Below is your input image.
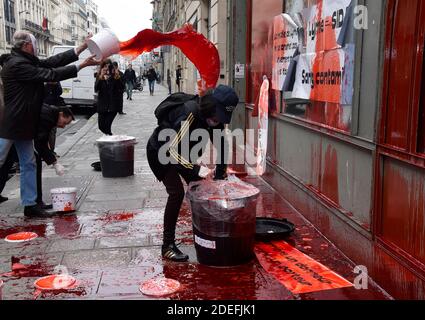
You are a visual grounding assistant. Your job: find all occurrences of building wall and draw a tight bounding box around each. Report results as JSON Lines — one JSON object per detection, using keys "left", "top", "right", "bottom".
{"left": 231, "top": 0, "right": 425, "bottom": 299}
{"left": 71, "top": 0, "right": 88, "bottom": 45}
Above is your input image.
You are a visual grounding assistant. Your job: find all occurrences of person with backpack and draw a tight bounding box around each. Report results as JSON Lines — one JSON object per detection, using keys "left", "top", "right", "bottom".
{"left": 146, "top": 85, "right": 239, "bottom": 262}
{"left": 147, "top": 67, "right": 158, "bottom": 96}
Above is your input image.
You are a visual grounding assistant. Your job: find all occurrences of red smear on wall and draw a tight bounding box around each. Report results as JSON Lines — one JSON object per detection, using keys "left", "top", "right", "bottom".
{"left": 255, "top": 241, "right": 353, "bottom": 294}
{"left": 120, "top": 24, "right": 220, "bottom": 90}
{"left": 321, "top": 145, "right": 339, "bottom": 204}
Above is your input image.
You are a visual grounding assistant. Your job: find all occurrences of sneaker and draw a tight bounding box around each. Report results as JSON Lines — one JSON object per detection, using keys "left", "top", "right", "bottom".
{"left": 162, "top": 243, "right": 189, "bottom": 262}
{"left": 24, "top": 204, "right": 54, "bottom": 218}
{"left": 0, "top": 195, "right": 8, "bottom": 204}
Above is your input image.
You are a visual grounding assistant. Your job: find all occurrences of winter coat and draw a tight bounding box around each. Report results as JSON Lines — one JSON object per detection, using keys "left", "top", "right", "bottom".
{"left": 95, "top": 76, "right": 125, "bottom": 113}
{"left": 124, "top": 69, "right": 137, "bottom": 84}
{"left": 147, "top": 93, "right": 227, "bottom": 182}
{"left": 44, "top": 82, "right": 66, "bottom": 106}
{"left": 147, "top": 69, "right": 158, "bottom": 82}
{"left": 0, "top": 48, "right": 78, "bottom": 140}
{"left": 34, "top": 104, "right": 60, "bottom": 166}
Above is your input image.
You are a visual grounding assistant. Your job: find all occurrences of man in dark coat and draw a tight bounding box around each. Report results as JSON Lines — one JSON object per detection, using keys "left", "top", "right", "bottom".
{"left": 124, "top": 64, "right": 137, "bottom": 101}
{"left": 147, "top": 67, "right": 158, "bottom": 96}
{"left": 147, "top": 85, "right": 239, "bottom": 262}
{"left": 0, "top": 31, "right": 99, "bottom": 218}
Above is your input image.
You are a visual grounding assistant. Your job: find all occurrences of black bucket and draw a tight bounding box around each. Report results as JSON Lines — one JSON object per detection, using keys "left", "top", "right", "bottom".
{"left": 188, "top": 178, "right": 260, "bottom": 267}
{"left": 96, "top": 136, "right": 136, "bottom": 178}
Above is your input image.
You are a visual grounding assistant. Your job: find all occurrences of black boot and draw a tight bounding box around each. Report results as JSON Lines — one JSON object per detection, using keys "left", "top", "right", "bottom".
{"left": 0, "top": 195, "right": 8, "bottom": 204}
{"left": 162, "top": 243, "right": 189, "bottom": 262}
{"left": 24, "top": 204, "right": 54, "bottom": 218}
{"left": 37, "top": 201, "right": 53, "bottom": 210}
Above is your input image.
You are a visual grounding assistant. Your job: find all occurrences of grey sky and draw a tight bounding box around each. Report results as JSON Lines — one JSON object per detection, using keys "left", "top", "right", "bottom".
{"left": 95, "top": 0, "right": 153, "bottom": 40}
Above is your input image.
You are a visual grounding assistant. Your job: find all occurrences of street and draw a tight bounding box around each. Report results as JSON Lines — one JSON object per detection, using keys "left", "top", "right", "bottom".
{"left": 0, "top": 86, "right": 391, "bottom": 300}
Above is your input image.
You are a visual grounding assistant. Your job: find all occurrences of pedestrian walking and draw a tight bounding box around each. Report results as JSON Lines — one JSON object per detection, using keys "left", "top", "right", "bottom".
{"left": 146, "top": 85, "right": 239, "bottom": 261}
{"left": 0, "top": 31, "right": 100, "bottom": 218}
{"left": 147, "top": 67, "right": 158, "bottom": 96}
{"left": 176, "top": 65, "right": 182, "bottom": 92}
{"left": 124, "top": 63, "right": 137, "bottom": 101}
{"left": 167, "top": 69, "right": 172, "bottom": 95}
{"left": 34, "top": 105, "right": 74, "bottom": 208}
{"left": 95, "top": 60, "right": 125, "bottom": 135}
{"left": 113, "top": 62, "right": 126, "bottom": 115}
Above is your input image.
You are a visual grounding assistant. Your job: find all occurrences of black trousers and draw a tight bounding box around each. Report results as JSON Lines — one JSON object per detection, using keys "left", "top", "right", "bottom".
{"left": 35, "top": 152, "right": 43, "bottom": 204}
{"left": 0, "top": 147, "right": 18, "bottom": 195}
{"left": 98, "top": 112, "right": 117, "bottom": 135}
{"left": 162, "top": 167, "right": 201, "bottom": 245}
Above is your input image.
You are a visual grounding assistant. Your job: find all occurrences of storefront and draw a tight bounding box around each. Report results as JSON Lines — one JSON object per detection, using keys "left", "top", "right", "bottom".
{"left": 232, "top": 0, "right": 425, "bottom": 299}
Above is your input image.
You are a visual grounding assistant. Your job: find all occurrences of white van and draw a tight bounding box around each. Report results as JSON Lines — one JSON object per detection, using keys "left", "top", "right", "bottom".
{"left": 51, "top": 46, "right": 97, "bottom": 108}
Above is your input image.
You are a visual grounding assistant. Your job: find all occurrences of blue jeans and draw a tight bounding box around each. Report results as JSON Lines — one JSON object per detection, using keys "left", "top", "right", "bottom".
{"left": 149, "top": 80, "right": 155, "bottom": 94}
{"left": 0, "top": 139, "right": 37, "bottom": 206}
{"left": 126, "top": 82, "right": 134, "bottom": 99}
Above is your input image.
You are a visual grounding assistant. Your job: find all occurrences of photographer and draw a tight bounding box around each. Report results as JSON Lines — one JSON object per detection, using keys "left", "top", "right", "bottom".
{"left": 95, "top": 59, "right": 125, "bottom": 135}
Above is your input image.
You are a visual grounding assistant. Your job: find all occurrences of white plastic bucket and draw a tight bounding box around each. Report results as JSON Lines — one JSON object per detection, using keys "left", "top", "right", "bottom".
{"left": 51, "top": 188, "right": 78, "bottom": 213}
{"left": 87, "top": 29, "right": 120, "bottom": 60}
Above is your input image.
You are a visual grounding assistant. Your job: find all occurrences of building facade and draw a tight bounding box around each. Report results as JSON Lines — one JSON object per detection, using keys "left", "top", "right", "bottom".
{"left": 154, "top": 0, "right": 230, "bottom": 94}
{"left": 71, "top": 0, "right": 88, "bottom": 45}
{"left": 227, "top": 0, "right": 425, "bottom": 300}
{"left": 85, "top": 0, "right": 99, "bottom": 35}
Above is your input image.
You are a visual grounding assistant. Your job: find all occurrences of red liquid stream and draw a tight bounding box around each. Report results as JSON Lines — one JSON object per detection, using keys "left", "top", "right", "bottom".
{"left": 120, "top": 24, "right": 220, "bottom": 90}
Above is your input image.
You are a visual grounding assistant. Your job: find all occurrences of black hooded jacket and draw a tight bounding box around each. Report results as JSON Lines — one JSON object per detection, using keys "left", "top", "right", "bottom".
{"left": 34, "top": 105, "right": 60, "bottom": 166}
{"left": 147, "top": 93, "right": 227, "bottom": 182}
{"left": 0, "top": 48, "right": 78, "bottom": 140}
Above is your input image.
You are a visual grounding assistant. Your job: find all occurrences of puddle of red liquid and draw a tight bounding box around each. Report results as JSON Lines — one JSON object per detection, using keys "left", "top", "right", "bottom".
{"left": 0, "top": 225, "right": 46, "bottom": 239}
{"left": 98, "top": 212, "right": 136, "bottom": 223}
{"left": 120, "top": 24, "right": 220, "bottom": 90}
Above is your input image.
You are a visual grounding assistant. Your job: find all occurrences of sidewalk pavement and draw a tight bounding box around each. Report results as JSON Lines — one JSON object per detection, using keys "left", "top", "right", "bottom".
{"left": 0, "top": 85, "right": 392, "bottom": 300}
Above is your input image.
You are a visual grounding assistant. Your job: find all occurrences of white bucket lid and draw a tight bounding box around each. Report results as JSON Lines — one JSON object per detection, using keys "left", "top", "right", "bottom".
{"left": 87, "top": 29, "right": 120, "bottom": 60}
{"left": 96, "top": 135, "right": 136, "bottom": 143}
{"left": 50, "top": 187, "right": 78, "bottom": 194}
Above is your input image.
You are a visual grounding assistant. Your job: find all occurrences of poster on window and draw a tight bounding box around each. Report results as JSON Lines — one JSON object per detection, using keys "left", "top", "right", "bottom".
{"left": 257, "top": 77, "right": 269, "bottom": 176}
{"left": 291, "top": 47, "right": 354, "bottom": 104}
{"left": 272, "top": 14, "right": 299, "bottom": 91}
{"left": 302, "top": 0, "right": 352, "bottom": 54}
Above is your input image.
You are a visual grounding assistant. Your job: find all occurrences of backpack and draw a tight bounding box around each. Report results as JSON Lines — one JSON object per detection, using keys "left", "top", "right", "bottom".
{"left": 154, "top": 93, "right": 197, "bottom": 125}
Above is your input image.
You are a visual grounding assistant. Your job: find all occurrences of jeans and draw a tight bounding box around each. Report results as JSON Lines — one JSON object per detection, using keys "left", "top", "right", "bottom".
{"left": 148, "top": 80, "right": 155, "bottom": 95}
{"left": 35, "top": 152, "right": 43, "bottom": 204}
{"left": 126, "top": 82, "right": 134, "bottom": 99}
{"left": 0, "top": 139, "right": 37, "bottom": 206}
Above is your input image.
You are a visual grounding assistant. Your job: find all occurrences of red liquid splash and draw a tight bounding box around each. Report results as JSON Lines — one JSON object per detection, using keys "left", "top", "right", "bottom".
{"left": 120, "top": 24, "right": 220, "bottom": 90}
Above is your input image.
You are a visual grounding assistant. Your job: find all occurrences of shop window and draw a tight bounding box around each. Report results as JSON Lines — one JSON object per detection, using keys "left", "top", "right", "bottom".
{"left": 278, "top": 0, "right": 356, "bottom": 133}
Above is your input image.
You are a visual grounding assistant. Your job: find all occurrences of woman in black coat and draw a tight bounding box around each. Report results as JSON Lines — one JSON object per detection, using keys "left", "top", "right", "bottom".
{"left": 95, "top": 60, "right": 125, "bottom": 135}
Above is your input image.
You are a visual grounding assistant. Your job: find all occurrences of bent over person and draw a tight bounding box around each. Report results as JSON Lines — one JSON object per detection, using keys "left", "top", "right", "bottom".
{"left": 0, "top": 31, "right": 99, "bottom": 218}
{"left": 147, "top": 85, "right": 239, "bottom": 262}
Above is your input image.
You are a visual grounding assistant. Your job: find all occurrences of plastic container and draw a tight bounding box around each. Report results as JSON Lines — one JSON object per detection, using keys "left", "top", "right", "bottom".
{"left": 87, "top": 29, "right": 120, "bottom": 60}
{"left": 187, "top": 176, "right": 260, "bottom": 267}
{"left": 51, "top": 187, "right": 78, "bottom": 212}
{"left": 96, "top": 135, "right": 137, "bottom": 178}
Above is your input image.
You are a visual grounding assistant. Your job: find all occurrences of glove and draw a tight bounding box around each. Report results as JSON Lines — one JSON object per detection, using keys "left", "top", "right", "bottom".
{"left": 54, "top": 163, "right": 65, "bottom": 176}
{"left": 198, "top": 166, "right": 212, "bottom": 179}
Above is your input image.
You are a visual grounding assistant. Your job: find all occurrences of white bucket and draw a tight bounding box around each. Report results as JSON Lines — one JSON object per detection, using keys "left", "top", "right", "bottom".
{"left": 51, "top": 188, "right": 78, "bottom": 213}
{"left": 87, "top": 29, "right": 120, "bottom": 60}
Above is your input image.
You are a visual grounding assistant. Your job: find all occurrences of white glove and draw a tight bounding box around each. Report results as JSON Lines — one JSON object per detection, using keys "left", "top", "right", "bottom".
{"left": 198, "top": 166, "right": 212, "bottom": 179}
{"left": 54, "top": 163, "right": 65, "bottom": 176}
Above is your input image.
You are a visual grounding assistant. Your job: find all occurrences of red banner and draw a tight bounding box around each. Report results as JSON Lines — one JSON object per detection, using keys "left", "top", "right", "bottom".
{"left": 255, "top": 241, "right": 353, "bottom": 294}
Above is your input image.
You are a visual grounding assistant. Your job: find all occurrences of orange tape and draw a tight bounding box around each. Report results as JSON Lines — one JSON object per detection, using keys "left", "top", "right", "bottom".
{"left": 255, "top": 241, "right": 353, "bottom": 294}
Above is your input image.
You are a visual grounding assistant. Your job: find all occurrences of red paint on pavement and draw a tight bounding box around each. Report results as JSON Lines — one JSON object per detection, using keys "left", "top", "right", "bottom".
{"left": 99, "top": 212, "right": 136, "bottom": 223}
{"left": 120, "top": 24, "right": 220, "bottom": 90}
